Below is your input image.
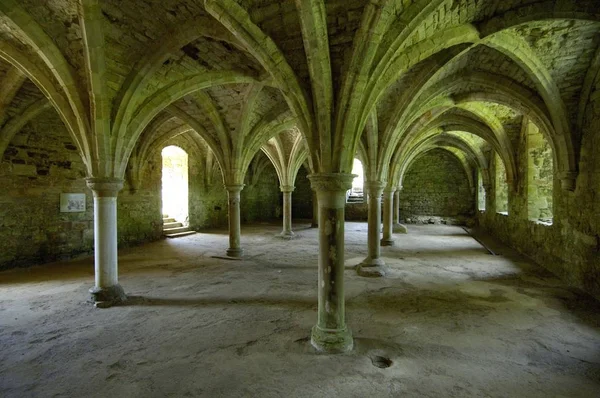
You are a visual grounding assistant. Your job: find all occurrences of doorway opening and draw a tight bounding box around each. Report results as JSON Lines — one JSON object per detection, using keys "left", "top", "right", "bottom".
{"left": 348, "top": 158, "right": 365, "bottom": 203}
{"left": 162, "top": 146, "right": 189, "bottom": 225}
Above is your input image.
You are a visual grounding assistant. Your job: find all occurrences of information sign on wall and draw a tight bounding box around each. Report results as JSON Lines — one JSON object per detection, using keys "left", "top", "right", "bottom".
{"left": 60, "top": 193, "right": 86, "bottom": 213}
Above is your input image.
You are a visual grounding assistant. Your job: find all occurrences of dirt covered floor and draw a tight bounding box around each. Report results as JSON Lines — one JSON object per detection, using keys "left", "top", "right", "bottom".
{"left": 1, "top": 223, "right": 599, "bottom": 397}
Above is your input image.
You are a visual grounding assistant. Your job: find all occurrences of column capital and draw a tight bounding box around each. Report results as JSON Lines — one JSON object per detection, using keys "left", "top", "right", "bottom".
{"left": 86, "top": 177, "right": 124, "bottom": 197}
{"left": 280, "top": 185, "right": 295, "bottom": 193}
{"left": 383, "top": 185, "right": 397, "bottom": 194}
{"left": 224, "top": 184, "right": 245, "bottom": 193}
{"left": 364, "top": 180, "right": 386, "bottom": 193}
{"left": 559, "top": 171, "right": 577, "bottom": 191}
{"left": 308, "top": 173, "right": 355, "bottom": 192}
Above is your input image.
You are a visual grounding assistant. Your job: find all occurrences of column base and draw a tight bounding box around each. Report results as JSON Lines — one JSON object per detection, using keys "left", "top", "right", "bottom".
{"left": 278, "top": 230, "right": 296, "bottom": 240}
{"left": 380, "top": 238, "right": 395, "bottom": 246}
{"left": 226, "top": 247, "right": 244, "bottom": 257}
{"left": 357, "top": 257, "right": 386, "bottom": 278}
{"left": 89, "top": 284, "right": 126, "bottom": 308}
{"left": 393, "top": 223, "right": 408, "bottom": 234}
{"left": 311, "top": 325, "right": 353, "bottom": 353}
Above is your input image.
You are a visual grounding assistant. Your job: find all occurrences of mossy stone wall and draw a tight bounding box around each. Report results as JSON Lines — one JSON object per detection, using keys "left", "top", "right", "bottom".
{"left": 400, "top": 149, "right": 475, "bottom": 219}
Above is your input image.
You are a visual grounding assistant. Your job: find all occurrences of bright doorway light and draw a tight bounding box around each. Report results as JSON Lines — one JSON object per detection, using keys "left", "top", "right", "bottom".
{"left": 162, "top": 146, "right": 189, "bottom": 224}
{"left": 348, "top": 158, "right": 365, "bottom": 202}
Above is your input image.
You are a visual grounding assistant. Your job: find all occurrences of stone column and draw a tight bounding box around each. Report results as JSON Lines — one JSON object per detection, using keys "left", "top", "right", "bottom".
{"left": 280, "top": 185, "right": 295, "bottom": 239}
{"left": 381, "top": 186, "right": 395, "bottom": 246}
{"left": 308, "top": 173, "right": 354, "bottom": 353}
{"left": 225, "top": 184, "right": 244, "bottom": 257}
{"left": 393, "top": 187, "right": 408, "bottom": 234}
{"left": 311, "top": 191, "right": 318, "bottom": 228}
{"left": 393, "top": 190, "right": 400, "bottom": 224}
{"left": 559, "top": 171, "right": 577, "bottom": 192}
{"left": 86, "top": 178, "right": 126, "bottom": 307}
{"left": 357, "top": 181, "right": 386, "bottom": 277}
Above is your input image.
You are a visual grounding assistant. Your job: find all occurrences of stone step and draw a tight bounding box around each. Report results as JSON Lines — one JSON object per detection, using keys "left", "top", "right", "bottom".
{"left": 163, "top": 221, "right": 182, "bottom": 229}
{"left": 164, "top": 231, "right": 196, "bottom": 238}
{"left": 162, "top": 217, "right": 176, "bottom": 223}
{"left": 163, "top": 226, "right": 190, "bottom": 234}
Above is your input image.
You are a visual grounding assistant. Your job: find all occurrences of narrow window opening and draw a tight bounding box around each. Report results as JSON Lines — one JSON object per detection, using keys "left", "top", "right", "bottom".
{"left": 495, "top": 153, "right": 509, "bottom": 215}
{"left": 347, "top": 158, "right": 365, "bottom": 203}
{"left": 162, "top": 146, "right": 189, "bottom": 225}
{"left": 527, "top": 121, "right": 553, "bottom": 225}
{"left": 478, "top": 171, "right": 486, "bottom": 211}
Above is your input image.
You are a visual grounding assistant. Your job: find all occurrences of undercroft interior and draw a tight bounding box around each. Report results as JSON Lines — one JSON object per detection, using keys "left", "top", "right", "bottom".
{"left": 0, "top": 0, "right": 599, "bottom": 396}
{"left": 2, "top": 224, "right": 600, "bottom": 397}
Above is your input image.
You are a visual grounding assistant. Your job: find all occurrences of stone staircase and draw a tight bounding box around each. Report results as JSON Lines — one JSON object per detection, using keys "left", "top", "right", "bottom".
{"left": 346, "top": 193, "right": 364, "bottom": 203}
{"left": 162, "top": 215, "right": 195, "bottom": 238}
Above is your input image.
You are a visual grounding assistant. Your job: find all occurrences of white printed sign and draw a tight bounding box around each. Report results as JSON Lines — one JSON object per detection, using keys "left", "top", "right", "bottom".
{"left": 60, "top": 193, "right": 86, "bottom": 213}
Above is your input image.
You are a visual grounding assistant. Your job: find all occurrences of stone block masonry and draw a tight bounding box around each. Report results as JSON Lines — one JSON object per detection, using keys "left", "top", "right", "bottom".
{"left": 479, "top": 82, "right": 600, "bottom": 300}
{"left": 0, "top": 110, "right": 95, "bottom": 269}
{"left": 401, "top": 149, "right": 475, "bottom": 221}
{"left": 0, "top": 110, "right": 285, "bottom": 270}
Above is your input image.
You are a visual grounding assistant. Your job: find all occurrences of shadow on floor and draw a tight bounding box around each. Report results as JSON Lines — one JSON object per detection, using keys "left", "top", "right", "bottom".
{"left": 123, "top": 294, "right": 316, "bottom": 309}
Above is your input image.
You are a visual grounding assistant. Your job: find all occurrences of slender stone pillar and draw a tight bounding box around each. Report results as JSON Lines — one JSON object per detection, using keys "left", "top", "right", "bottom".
{"left": 86, "top": 177, "right": 126, "bottom": 307}
{"left": 280, "top": 185, "right": 295, "bottom": 239}
{"left": 357, "top": 181, "right": 386, "bottom": 277}
{"left": 308, "top": 173, "right": 354, "bottom": 353}
{"left": 559, "top": 171, "right": 577, "bottom": 191}
{"left": 381, "top": 186, "right": 395, "bottom": 247}
{"left": 393, "top": 187, "right": 408, "bottom": 234}
{"left": 225, "top": 184, "right": 244, "bottom": 257}
{"left": 311, "top": 191, "right": 318, "bottom": 228}
{"left": 393, "top": 190, "right": 400, "bottom": 224}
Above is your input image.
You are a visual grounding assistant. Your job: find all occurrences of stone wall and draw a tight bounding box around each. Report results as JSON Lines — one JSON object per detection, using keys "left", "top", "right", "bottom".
{"left": 160, "top": 136, "right": 229, "bottom": 230}
{"left": 241, "top": 163, "right": 281, "bottom": 223}
{"left": 118, "top": 158, "right": 163, "bottom": 248}
{"left": 152, "top": 137, "right": 283, "bottom": 229}
{"left": 400, "top": 149, "right": 475, "bottom": 220}
{"left": 0, "top": 116, "right": 283, "bottom": 270}
{"left": 345, "top": 202, "right": 368, "bottom": 221}
{"left": 0, "top": 109, "right": 165, "bottom": 270}
{"left": 479, "top": 98, "right": 600, "bottom": 299}
{"left": 292, "top": 166, "right": 313, "bottom": 220}
{"left": 0, "top": 110, "right": 94, "bottom": 269}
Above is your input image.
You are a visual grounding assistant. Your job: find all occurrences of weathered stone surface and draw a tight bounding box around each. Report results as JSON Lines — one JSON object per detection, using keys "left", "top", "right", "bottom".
{"left": 0, "top": 110, "right": 95, "bottom": 269}
{"left": 401, "top": 149, "right": 475, "bottom": 222}
{"left": 479, "top": 89, "right": 600, "bottom": 300}
{"left": 0, "top": 113, "right": 284, "bottom": 270}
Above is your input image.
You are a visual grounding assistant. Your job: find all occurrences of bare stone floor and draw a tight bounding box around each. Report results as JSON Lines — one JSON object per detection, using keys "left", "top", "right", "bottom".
{"left": 1, "top": 223, "right": 599, "bottom": 397}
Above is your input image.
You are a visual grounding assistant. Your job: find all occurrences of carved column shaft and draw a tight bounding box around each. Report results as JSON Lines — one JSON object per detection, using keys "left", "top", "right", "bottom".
{"left": 358, "top": 181, "right": 386, "bottom": 277}
{"left": 308, "top": 173, "right": 354, "bottom": 353}
{"left": 311, "top": 191, "right": 318, "bottom": 228}
{"left": 393, "top": 190, "right": 400, "bottom": 225}
{"left": 225, "top": 184, "right": 244, "bottom": 257}
{"left": 381, "top": 187, "right": 395, "bottom": 246}
{"left": 280, "top": 185, "right": 295, "bottom": 238}
{"left": 86, "top": 177, "right": 126, "bottom": 307}
{"left": 393, "top": 187, "right": 408, "bottom": 234}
